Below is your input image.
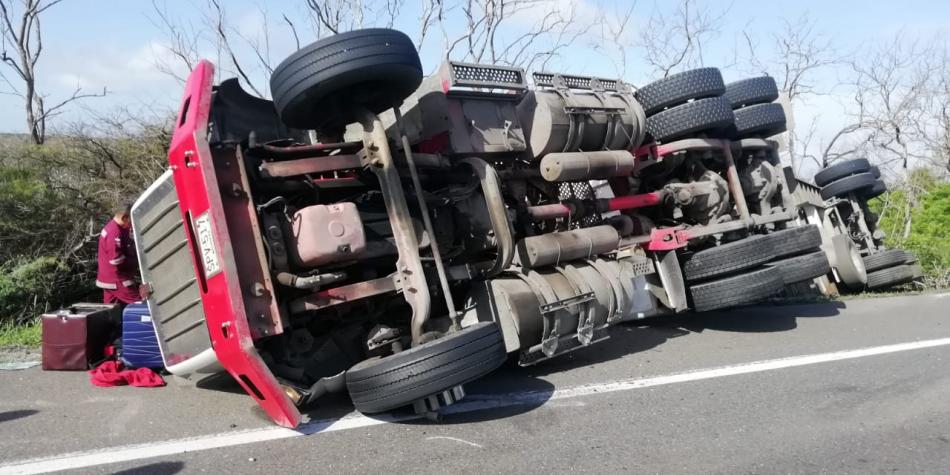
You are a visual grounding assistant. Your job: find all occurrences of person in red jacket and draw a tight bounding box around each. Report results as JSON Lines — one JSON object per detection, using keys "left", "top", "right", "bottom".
{"left": 96, "top": 204, "right": 143, "bottom": 305}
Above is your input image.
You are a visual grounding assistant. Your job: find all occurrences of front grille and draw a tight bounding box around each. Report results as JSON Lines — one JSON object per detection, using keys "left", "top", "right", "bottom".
{"left": 132, "top": 171, "right": 211, "bottom": 367}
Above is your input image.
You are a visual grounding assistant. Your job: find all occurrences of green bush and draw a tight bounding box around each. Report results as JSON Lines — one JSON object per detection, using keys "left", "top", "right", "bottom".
{"left": 0, "top": 115, "right": 169, "bottom": 326}
{"left": 869, "top": 168, "right": 950, "bottom": 287}
{"left": 0, "top": 256, "right": 90, "bottom": 325}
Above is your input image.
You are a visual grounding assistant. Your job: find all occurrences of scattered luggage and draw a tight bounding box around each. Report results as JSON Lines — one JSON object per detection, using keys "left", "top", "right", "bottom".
{"left": 41, "top": 303, "right": 120, "bottom": 371}
{"left": 119, "top": 302, "right": 164, "bottom": 369}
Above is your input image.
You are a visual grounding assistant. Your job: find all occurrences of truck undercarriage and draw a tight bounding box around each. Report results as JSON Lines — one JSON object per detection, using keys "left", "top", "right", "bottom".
{"left": 130, "top": 29, "right": 919, "bottom": 428}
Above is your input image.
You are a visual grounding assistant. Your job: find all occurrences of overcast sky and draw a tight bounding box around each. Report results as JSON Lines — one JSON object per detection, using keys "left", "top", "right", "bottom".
{"left": 1, "top": 0, "right": 947, "bottom": 175}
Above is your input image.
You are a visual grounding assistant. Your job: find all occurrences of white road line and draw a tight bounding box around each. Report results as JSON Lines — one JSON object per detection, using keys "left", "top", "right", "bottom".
{"left": 3, "top": 336, "right": 950, "bottom": 475}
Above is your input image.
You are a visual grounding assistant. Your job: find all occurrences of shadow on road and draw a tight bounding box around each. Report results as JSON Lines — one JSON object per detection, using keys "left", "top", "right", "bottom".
{"left": 0, "top": 409, "right": 38, "bottom": 423}
{"left": 675, "top": 300, "right": 846, "bottom": 333}
{"left": 112, "top": 461, "right": 185, "bottom": 475}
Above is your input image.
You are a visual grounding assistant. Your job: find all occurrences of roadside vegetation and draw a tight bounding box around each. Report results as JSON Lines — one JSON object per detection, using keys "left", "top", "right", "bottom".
{"left": 0, "top": 0, "right": 948, "bottom": 347}
{"left": 869, "top": 169, "right": 950, "bottom": 289}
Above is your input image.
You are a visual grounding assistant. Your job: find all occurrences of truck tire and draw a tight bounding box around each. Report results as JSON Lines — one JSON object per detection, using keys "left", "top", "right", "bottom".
{"left": 635, "top": 67, "right": 725, "bottom": 115}
{"left": 689, "top": 266, "right": 784, "bottom": 312}
{"left": 767, "top": 251, "right": 831, "bottom": 284}
{"left": 902, "top": 250, "right": 917, "bottom": 264}
{"left": 831, "top": 234, "right": 867, "bottom": 288}
{"left": 724, "top": 76, "right": 779, "bottom": 109}
{"left": 862, "top": 249, "right": 907, "bottom": 272}
{"left": 764, "top": 225, "right": 823, "bottom": 258}
{"left": 270, "top": 28, "right": 423, "bottom": 130}
{"left": 814, "top": 158, "right": 870, "bottom": 187}
{"left": 870, "top": 165, "right": 881, "bottom": 178}
{"left": 910, "top": 264, "right": 924, "bottom": 280}
{"left": 866, "top": 264, "right": 918, "bottom": 290}
{"left": 645, "top": 96, "right": 735, "bottom": 143}
{"left": 732, "top": 103, "right": 786, "bottom": 138}
{"left": 862, "top": 179, "right": 886, "bottom": 199}
{"left": 346, "top": 322, "right": 505, "bottom": 414}
{"left": 683, "top": 235, "right": 775, "bottom": 282}
{"left": 819, "top": 172, "right": 876, "bottom": 200}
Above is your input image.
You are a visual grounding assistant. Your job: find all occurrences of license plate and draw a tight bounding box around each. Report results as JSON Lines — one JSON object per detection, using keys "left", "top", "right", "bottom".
{"left": 194, "top": 211, "right": 221, "bottom": 278}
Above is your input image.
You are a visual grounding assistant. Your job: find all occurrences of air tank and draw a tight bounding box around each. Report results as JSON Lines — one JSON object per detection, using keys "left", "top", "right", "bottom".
{"left": 517, "top": 90, "right": 646, "bottom": 160}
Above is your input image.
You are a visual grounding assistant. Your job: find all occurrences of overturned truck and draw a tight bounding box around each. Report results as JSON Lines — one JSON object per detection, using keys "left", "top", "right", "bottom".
{"left": 132, "top": 29, "right": 862, "bottom": 427}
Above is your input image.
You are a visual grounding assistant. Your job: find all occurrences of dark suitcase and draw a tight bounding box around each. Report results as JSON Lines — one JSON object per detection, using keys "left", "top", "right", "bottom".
{"left": 42, "top": 303, "right": 120, "bottom": 370}
{"left": 120, "top": 302, "right": 164, "bottom": 369}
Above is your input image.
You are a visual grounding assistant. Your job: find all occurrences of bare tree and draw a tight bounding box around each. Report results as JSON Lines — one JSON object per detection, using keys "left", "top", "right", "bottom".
{"left": 742, "top": 14, "right": 839, "bottom": 172}
{"left": 438, "top": 0, "right": 588, "bottom": 72}
{"left": 150, "top": 0, "right": 282, "bottom": 98}
{"left": 820, "top": 36, "right": 934, "bottom": 171}
{"left": 0, "top": 0, "right": 105, "bottom": 144}
{"left": 638, "top": 0, "right": 728, "bottom": 78}
{"left": 593, "top": 1, "right": 638, "bottom": 78}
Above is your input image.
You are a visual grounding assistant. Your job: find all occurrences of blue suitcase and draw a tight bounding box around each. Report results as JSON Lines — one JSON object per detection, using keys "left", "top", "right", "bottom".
{"left": 120, "top": 302, "right": 164, "bottom": 369}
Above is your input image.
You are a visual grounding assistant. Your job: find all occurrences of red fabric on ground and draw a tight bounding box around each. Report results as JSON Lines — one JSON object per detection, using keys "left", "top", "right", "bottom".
{"left": 89, "top": 360, "right": 165, "bottom": 388}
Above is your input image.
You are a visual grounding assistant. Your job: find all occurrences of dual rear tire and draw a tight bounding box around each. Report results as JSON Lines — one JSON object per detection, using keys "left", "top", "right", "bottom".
{"left": 683, "top": 225, "right": 829, "bottom": 312}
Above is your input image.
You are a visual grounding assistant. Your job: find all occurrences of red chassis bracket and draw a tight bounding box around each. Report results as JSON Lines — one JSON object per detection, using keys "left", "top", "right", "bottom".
{"left": 645, "top": 227, "right": 690, "bottom": 251}
{"left": 168, "top": 61, "right": 301, "bottom": 428}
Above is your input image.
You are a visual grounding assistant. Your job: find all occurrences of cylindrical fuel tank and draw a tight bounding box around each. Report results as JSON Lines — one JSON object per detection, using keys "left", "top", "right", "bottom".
{"left": 515, "top": 225, "right": 620, "bottom": 268}
{"left": 517, "top": 90, "right": 646, "bottom": 160}
{"left": 460, "top": 258, "right": 635, "bottom": 353}
{"left": 539, "top": 150, "right": 635, "bottom": 182}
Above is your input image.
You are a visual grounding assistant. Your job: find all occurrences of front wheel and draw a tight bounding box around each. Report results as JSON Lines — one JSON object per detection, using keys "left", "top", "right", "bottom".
{"left": 345, "top": 322, "right": 506, "bottom": 414}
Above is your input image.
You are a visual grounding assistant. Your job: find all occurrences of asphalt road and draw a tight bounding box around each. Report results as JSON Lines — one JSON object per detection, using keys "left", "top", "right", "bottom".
{"left": 2, "top": 292, "right": 949, "bottom": 474}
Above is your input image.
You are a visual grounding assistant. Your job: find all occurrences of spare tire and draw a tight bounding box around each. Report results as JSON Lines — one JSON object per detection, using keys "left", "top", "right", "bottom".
{"left": 819, "top": 172, "right": 876, "bottom": 200}
{"left": 732, "top": 103, "right": 787, "bottom": 138}
{"left": 635, "top": 68, "right": 725, "bottom": 115}
{"left": 645, "top": 96, "right": 735, "bottom": 143}
{"left": 689, "top": 266, "right": 784, "bottom": 312}
{"left": 814, "top": 158, "right": 870, "bottom": 187}
{"left": 683, "top": 235, "right": 775, "bottom": 281}
{"left": 346, "top": 322, "right": 505, "bottom": 414}
{"left": 270, "top": 28, "right": 423, "bottom": 130}
{"left": 725, "top": 76, "right": 779, "bottom": 109}
{"left": 765, "top": 225, "right": 823, "bottom": 259}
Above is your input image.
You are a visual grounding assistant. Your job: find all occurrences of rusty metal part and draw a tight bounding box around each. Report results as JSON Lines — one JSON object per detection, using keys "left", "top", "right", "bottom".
{"left": 460, "top": 157, "right": 515, "bottom": 277}
{"left": 539, "top": 150, "right": 635, "bottom": 182}
{"left": 393, "top": 106, "right": 460, "bottom": 328}
{"left": 515, "top": 225, "right": 619, "bottom": 268}
{"left": 289, "top": 203, "right": 366, "bottom": 267}
{"left": 248, "top": 140, "right": 362, "bottom": 159}
{"left": 221, "top": 147, "right": 284, "bottom": 339}
{"left": 289, "top": 275, "right": 398, "bottom": 314}
{"left": 526, "top": 192, "right": 664, "bottom": 222}
{"left": 738, "top": 158, "right": 779, "bottom": 207}
{"left": 606, "top": 215, "right": 635, "bottom": 237}
{"left": 527, "top": 203, "right": 573, "bottom": 221}
{"left": 258, "top": 154, "right": 362, "bottom": 178}
{"left": 602, "top": 191, "right": 665, "bottom": 212}
{"left": 275, "top": 271, "right": 346, "bottom": 290}
{"left": 721, "top": 142, "right": 752, "bottom": 224}
{"left": 358, "top": 109, "right": 431, "bottom": 344}
{"left": 664, "top": 170, "right": 731, "bottom": 224}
